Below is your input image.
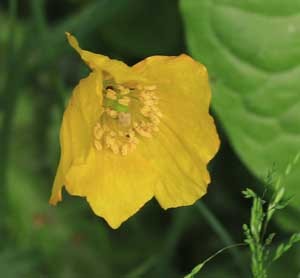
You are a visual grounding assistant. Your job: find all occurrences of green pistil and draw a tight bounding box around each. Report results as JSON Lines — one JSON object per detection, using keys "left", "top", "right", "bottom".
{"left": 103, "top": 98, "right": 129, "bottom": 113}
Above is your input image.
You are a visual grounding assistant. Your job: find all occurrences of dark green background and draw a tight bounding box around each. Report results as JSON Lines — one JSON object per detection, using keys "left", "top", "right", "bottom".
{"left": 0, "top": 0, "right": 299, "bottom": 277}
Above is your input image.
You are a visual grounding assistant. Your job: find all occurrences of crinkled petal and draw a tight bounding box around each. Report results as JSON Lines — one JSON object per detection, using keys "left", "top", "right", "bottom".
{"left": 66, "top": 32, "right": 145, "bottom": 84}
{"left": 64, "top": 148, "right": 157, "bottom": 229}
{"left": 49, "top": 71, "right": 103, "bottom": 205}
{"left": 133, "top": 55, "right": 220, "bottom": 208}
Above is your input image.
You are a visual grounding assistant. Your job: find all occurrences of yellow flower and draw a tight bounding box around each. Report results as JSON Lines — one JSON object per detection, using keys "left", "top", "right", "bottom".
{"left": 49, "top": 33, "right": 220, "bottom": 229}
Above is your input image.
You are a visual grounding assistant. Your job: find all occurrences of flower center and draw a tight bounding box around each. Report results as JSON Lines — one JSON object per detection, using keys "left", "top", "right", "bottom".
{"left": 93, "top": 77, "right": 162, "bottom": 156}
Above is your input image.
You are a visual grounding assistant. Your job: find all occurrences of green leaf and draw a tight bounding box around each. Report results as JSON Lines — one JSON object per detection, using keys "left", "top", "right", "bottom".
{"left": 272, "top": 233, "right": 300, "bottom": 262}
{"left": 184, "top": 243, "right": 245, "bottom": 278}
{"left": 180, "top": 0, "right": 300, "bottom": 224}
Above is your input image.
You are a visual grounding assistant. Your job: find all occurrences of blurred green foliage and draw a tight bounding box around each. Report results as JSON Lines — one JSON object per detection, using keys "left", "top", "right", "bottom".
{"left": 0, "top": 0, "right": 299, "bottom": 277}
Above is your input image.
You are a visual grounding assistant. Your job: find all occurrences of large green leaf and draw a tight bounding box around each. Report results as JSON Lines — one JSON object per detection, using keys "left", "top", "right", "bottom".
{"left": 180, "top": 0, "right": 300, "bottom": 220}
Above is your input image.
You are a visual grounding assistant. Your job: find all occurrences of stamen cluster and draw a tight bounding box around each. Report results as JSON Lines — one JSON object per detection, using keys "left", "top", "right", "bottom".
{"left": 93, "top": 80, "right": 162, "bottom": 156}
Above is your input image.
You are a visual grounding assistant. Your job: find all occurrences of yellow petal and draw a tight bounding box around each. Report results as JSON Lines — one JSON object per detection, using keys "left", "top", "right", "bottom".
{"left": 140, "top": 127, "right": 210, "bottom": 209}
{"left": 133, "top": 55, "right": 220, "bottom": 208}
{"left": 64, "top": 148, "right": 157, "bottom": 229}
{"left": 66, "top": 32, "right": 145, "bottom": 84}
{"left": 49, "top": 70, "right": 103, "bottom": 205}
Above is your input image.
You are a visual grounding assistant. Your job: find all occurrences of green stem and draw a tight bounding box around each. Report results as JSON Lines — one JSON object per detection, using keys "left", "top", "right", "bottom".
{"left": 0, "top": 0, "right": 18, "bottom": 188}
{"left": 184, "top": 243, "right": 246, "bottom": 278}
{"left": 0, "top": 0, "right": 19, "bottom": 246}
{"left": 30, "top": 0, "right": 47, "bottom": 36}
{"left": 0, "top": 0, "right": 34, "bottom": 206}
{"left": 196, "top": 202, "right": 250, "bottom": 277}
{"left": 124, "top": 209, "right": 190, "bottom": 277}
{"left": 125, "top": 256, "right": 157, "bottom": 278}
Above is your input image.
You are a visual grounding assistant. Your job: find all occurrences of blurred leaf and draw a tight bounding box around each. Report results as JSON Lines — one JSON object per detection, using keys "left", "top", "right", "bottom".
{"left": 5, "top": 93, "right": 70, "bottom": 246}
{"left": 97, "top": 0, "right": 184, "bottom": 59}
{"left": 180, "top": 0, "right": 300, "bottom": 227}
{"left": 272, "top": 233, "right": 300, "bottom": 262}
{"left": 31, "top": 0, "right": 132, "bottom": 68}
{"left": 268, "top": 244, "right": 300, "bottom": 277}
{"left": 0, "top": 249, "right": 33, "bottom": 277}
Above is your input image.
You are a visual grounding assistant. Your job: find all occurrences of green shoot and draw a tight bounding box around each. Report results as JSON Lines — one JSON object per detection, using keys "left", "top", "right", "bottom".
{"left": 185, "top": 153, "right": 300, "bottom": 278}
{"left": 243, "top": 152, "right": 300, "bottom": 278}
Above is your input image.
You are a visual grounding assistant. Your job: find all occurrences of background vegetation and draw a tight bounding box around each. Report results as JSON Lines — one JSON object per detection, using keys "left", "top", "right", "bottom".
{"left": 0, "top": 0, "right": 299, "bottom": 277}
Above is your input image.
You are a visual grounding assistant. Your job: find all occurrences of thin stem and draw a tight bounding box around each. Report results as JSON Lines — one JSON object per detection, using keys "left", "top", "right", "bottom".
{"left": 125, "top": 256, "right": 157, "bottom": 278}
{"left": 0, "top": 0, "right": 19, "bottom": 246}
{"left": 185, "top": 243, "right": 247, "bottom": 278}
{"left": 30, "top": 0, "right": 47, "bottom": 35}
{"left": 196, "top": 202, "right": 250, "bottom": 277}
{"left": 124, "top": 209, "right": 190, "bottom": 277}
{"left": 0, "top": 0, "right": 18, "bottom": 187}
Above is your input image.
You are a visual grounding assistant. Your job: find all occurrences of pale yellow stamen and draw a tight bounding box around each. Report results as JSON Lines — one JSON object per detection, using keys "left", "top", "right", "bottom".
{"left": 116, "top": 85, "right": 124, "bottom": 90}
{"left": 106, "top": 89, "right": 117, "bottom": 100}
{"left": 144, "top": 99, "right": 155, "bottom": 106}
{"left": 104, "top": 134, "right": 120, "bottom": 154}
{"left": 94, "top": 140, "right": 103, "bottom": 151}
{"left": 135, "top": 125, "right": 152, "bottom": 138}
{"left": 118, "top": 96, "right": 130, "bottom": 106}
{"left": 154, "top": 109, "right": 163, "bottom": 118}
{"left": 111, "top": 143, "right": 120, "bottom": 154}
{"left": 141, "top": 106, "right": 151, "bottom": 117}
{"left": 94, "top": 82, "right": 160, "bottom": 155}
{"left": 106, "top": 108, "right": 118, "bottom": 118}
{"left": 94, "top": 123, "right": 104, "bottom": 140}
{"left": 118, "top": 85, "right": 130, "bottom": 95}
{"left": 127, "top": 130, "right": 139, "bottom": 144}
{"left": 144, "top": 85, "right": 157, "bottom": 91}
{"left": 121, "top": 144, "right": 128, "bottom": 156}
{"left": 150, "top": 115, "right": 160, "bottom": 125}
